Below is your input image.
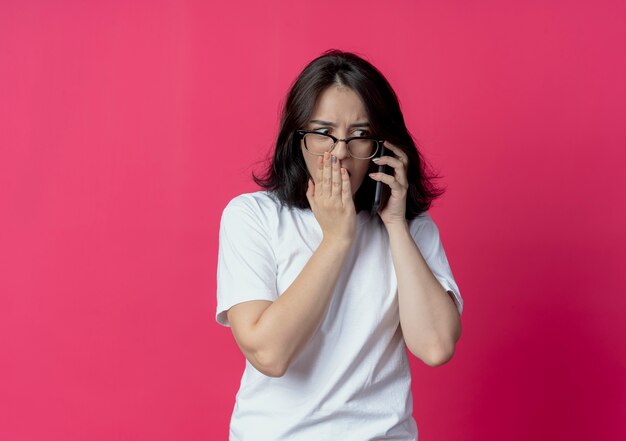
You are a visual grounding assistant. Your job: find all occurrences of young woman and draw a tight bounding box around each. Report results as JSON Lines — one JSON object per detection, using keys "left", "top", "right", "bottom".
{"left": 216, "top": 49, "right": 464, "bottom": 441}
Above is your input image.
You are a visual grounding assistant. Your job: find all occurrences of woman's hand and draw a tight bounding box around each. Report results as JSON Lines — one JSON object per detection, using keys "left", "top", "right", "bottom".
{"left": 369, "top": 142, "right": 409, "bottom": 227}
{"left": 306, "top": 151, "right": 356, "bottom": 245}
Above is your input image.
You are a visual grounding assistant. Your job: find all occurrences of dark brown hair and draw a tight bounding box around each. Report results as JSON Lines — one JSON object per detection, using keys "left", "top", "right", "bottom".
{"left": 252, "top": 49, "right": 446, "bottom": 219}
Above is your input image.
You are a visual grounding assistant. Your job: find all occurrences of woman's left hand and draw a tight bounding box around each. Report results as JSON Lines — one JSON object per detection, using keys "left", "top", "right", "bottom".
{"left": 369, "top": 141, "right": 409, "bottom": 227}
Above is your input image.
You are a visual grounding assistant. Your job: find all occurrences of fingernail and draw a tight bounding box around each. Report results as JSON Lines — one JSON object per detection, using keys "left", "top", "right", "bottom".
{"left": 372, "top": 157, "right": 380, "bottom": 162}
{"left": 332, "top": 155, "right": 337, "bottom": 164}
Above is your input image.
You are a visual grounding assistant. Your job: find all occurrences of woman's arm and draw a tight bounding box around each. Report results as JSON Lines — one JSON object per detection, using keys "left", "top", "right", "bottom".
{"left": 387, "top": 221, "right": 462, "bottom": 367}
{"left": 366, "top": 141, "right": 461, "bottom": 367}
{"left": 227, "top": 237, "right": 352, "bottom": 377}
{"left": 227, "top": 152, "right": 355, "bottom": 377}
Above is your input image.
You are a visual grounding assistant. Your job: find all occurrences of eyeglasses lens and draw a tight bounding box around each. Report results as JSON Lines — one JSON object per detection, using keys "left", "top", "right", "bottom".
{"left": 303, "top": 133, "right": 376, "bottom": 159}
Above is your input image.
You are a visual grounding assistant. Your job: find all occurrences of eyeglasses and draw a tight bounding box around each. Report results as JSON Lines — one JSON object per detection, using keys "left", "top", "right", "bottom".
{"left": 295, "top": 129, "right": 383, "bottom": 160}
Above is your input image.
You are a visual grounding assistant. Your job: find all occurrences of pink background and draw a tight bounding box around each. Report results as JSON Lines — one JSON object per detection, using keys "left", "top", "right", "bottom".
{"left": 2, "top": 0, "right": 625, "bottom": 439}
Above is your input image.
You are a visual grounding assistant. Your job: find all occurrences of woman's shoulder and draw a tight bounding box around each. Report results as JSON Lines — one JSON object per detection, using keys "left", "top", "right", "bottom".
{"left": 408, "top": 210, "right": 434, "bottom": 227}
{"left": 221, "top": 191, "right": 285, "bottom": 228}
{"left": 223, "top": 190, "right": 281, "bottom": 212}
{"left": 407, "top": 210, "right": 441, "bottom": 240}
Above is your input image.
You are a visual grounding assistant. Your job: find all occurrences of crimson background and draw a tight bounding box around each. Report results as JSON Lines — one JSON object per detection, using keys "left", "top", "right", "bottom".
{"left": 1, "top": 0, "right": 625, "bottom": 440}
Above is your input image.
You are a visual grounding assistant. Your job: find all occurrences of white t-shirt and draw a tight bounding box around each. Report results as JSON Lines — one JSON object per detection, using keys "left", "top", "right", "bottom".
{"left": 216, "top": 190, "right": 463, "bottom": 441}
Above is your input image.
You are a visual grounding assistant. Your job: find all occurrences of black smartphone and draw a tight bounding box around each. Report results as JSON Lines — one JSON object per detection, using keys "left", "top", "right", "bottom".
{"left": 371, "top": 143, "right": 392, "bottom": 216}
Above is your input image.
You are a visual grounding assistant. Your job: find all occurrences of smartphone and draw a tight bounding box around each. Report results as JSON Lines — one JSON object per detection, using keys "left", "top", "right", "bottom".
{"left": 371, "top": 143, "right": 392, "bottom": 216}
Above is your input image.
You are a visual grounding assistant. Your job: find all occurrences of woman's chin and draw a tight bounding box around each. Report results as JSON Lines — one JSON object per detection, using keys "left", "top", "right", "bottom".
{"left": 350, "top": 177, "right": 364, "bottom": 195}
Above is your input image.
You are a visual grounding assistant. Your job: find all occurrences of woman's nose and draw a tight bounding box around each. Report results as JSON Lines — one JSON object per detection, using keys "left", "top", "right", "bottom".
{"left": 332, "top": 140, "right": 350, "bottom": 160}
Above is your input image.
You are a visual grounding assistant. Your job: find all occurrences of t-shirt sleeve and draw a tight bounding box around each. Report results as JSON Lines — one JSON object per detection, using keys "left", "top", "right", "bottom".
{"left": 409, "top": 213, "right": 464, "bottom": 316}
{"left": 215, "top": 196, "right": 278, "bottom": 327}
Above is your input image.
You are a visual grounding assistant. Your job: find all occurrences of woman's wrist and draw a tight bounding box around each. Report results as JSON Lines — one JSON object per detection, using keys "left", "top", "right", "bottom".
{"left": 320, "top": 235, "right": 353, "bottom": 253}
{"left": 384, "top": 219, "right": 410, "bottom": 237}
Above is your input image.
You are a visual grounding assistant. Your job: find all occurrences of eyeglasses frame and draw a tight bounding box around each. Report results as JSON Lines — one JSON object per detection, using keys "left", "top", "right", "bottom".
{"left": 295, "top": 129, "right": 384, "bottom": 160}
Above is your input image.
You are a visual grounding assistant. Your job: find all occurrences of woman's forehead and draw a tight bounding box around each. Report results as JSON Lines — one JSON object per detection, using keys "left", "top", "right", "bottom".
{"left": 310, "top": 86, "right": 368, "bottom": 121}
{"left": 307, "top": 118, "right": 370, "bottom": 128}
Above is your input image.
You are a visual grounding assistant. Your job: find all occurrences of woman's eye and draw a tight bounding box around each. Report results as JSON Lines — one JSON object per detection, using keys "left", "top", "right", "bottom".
{"left": 313, "top": 128, "right": 330, "bottom": 135}
{"left": 354, "top": 130, "right": 369, "bottom": 137}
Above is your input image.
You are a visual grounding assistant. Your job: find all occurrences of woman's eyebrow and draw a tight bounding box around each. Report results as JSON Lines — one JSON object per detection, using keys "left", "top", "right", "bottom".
{"left": 309, "top": 119, "right": 370, "bottom": 127}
